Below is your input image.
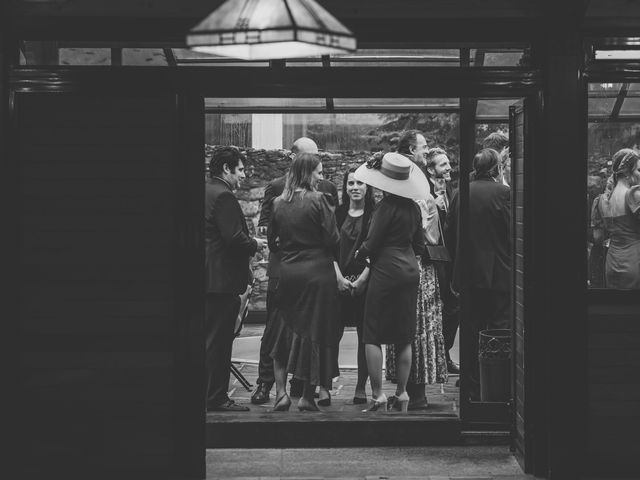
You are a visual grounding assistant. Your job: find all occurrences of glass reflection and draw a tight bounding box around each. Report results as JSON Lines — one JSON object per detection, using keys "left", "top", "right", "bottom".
{"left": 588, "top": 83, "right": 640, "bottom": 289}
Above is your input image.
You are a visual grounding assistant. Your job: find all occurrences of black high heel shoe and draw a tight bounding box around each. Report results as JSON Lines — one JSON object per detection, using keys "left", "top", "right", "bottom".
{"left": 318, "top": 388, "right": 331, "bottom": 406}
{"left": 352, "top": 395, "right": 367, "bottom": 405}
{"left": 271, "top": 393, "right": 291, "bottom": 412}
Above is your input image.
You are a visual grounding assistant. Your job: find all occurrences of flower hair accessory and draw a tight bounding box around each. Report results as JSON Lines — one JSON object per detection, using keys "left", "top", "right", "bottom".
{"left": 366, "top": 152, "right": 384, "bottom": 170}
{"left": 616, "top": 150, "right": 640, "bottom": 174}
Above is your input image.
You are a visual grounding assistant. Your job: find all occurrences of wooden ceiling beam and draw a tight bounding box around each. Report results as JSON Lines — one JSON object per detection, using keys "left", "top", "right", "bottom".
{"left": 9, "top": 16, "right": 540, "bottom": 44}
{"left": 14, "top": 0, "right": 542, "bottom": 20}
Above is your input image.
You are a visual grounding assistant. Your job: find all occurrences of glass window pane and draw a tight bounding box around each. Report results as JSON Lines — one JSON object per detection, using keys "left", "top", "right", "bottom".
{"left": 595, "top": 50, "right": 640, "bottom": 60}
{"left": 122, "top": 48, "right": 167, "bottom": 66}
{"left": 476, "top": 99, "right": 515, "bottom": 121}
{"left": 332, "top": 98, "right": 459, "bottom": 110}
{"left": 618, "top": 95, "right": 640, "bottom": 118}
{"left": 59, "top": 48, "right": 111, "bottom": 66}
{"left": 588, "top": 82, "right": 624, "bottom": 119}
{"left": 205, "top": 98, "right": 326, "bottom": 111}
{"left": 469, "top": 49, "right": 526, "bottom": 67}
{"left": 587, "top": 82, "right": 640, "bottom": 289}
{"left": 172, "top": 48, "right": 270, "bottom": 67}
{"left": 330, "top": 49, "right": 460, "bottom": 67}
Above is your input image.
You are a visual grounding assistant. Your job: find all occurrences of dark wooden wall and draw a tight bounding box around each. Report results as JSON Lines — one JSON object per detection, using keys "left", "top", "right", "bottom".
{"left": 587, "top": 301, "right": 640, "bottom": 476}
{"left": 536, "top": 6, "right": 588, "bottom": 478}
{"left": 14, "top": 92, "right": 204, "bottom": 478}
{"left": 510, "top": 102, "right": 528, "bottom": 466}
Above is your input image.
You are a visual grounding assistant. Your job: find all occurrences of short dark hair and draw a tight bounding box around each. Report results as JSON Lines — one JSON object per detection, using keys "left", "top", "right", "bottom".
{"left": 482, "top": 131, "right": 509, "bottom": 151}
{"left": 396, "top": 130, "right": 422, "bottom": 156}
{"left": 209, "top": 146, "right": 245, "bottom": 177}
{"left": 472, "top": 148, "right": 501, "bottom": 180}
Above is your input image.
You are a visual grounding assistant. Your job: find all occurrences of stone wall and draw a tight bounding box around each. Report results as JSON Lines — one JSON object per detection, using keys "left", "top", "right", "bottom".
{"left": 206, "top": 145, "right": 374, "bottom": 311}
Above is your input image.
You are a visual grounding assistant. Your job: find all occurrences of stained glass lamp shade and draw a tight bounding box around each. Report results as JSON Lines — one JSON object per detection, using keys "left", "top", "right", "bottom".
{"left": 186, "top": 0, "right": 357, "bottom": 60}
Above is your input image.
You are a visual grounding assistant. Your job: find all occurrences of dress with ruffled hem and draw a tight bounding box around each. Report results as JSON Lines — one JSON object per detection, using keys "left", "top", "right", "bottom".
{"left": 264, "top": 191, "right": 341, "bottom": 387}
{"left": 265, "top": 313, "right": 339, "bottom": 386}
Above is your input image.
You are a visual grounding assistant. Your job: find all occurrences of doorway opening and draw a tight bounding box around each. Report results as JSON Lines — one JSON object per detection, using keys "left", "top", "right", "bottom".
{"left": 204, "top": 95, "right": 528, "bottom": 443}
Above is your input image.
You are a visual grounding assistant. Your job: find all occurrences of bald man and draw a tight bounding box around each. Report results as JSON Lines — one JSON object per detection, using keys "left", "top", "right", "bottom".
{"left": 251, "top": 137, "right": 339, "bottom": 404}
{"left": 291, "top": 136, "right": 318, "bottom": 155}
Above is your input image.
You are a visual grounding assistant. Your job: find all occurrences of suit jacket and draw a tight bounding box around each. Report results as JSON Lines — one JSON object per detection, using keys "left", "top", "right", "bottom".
{"left": 450, "top": 178, "right": 511, "bottom": 292}
{"left": 205, "top": 177, "right": 257, "bottom": 294}
{"left": 258, "top": 175, "right": 338, "bottom": 278}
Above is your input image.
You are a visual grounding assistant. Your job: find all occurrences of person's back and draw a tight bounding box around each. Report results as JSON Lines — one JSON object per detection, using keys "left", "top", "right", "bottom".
{"left": 272, "top": 191, "right": 339, "bottom": 256}
{"left": 365, "top": 195, "right": 422, "bottom": 254}
{"left": 461, "top": 148, "right": 512, "bottom": 400}
{"left": 468, "top": 174, "right": 511, "bottom": 292}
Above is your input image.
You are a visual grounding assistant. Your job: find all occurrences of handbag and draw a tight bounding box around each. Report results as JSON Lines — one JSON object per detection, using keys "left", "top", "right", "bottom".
{"left": 423, "top": 213, "right": 451, "bottom": 263}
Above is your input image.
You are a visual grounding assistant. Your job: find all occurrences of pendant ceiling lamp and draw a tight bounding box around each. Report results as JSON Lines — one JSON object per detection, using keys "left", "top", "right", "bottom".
{"left": 186, "top": 0, "right": 357, "bottom": 60}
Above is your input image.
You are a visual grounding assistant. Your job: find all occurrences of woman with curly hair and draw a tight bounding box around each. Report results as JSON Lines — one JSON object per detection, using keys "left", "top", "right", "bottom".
{"left": 596, "top": 149, "right": 640, "bottom": 289}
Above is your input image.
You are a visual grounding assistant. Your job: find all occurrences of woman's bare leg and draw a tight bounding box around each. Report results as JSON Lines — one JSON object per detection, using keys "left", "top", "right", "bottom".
{"left": 365, "top": 343, "right": 383, "bottom": 399}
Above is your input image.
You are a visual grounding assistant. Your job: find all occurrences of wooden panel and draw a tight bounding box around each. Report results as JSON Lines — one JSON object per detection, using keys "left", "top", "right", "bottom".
{"left": 588, "top": 304, "right": 640, "bottom": 471}
{"left": 510, "top": 102, "right": 528, "bottom": 468}
{"left": 14, "top": 0, "right": 544, "bottom": 19}
{"left": 15, "top": 91, "right": 183, "bottom": 475}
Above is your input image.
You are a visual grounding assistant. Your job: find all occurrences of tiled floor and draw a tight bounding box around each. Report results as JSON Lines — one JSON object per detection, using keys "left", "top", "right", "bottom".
{"left": 205, "top": 446, "right": 533, "bottom": 479}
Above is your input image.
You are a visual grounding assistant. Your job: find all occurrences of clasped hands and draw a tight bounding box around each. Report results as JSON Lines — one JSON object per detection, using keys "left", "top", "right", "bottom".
{"left": 337, "top": 275, "right": 366, "bottom": 297}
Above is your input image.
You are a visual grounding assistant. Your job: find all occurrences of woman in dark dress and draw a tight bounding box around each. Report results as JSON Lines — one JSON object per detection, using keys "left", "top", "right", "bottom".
{"left": 354, "top": 152, "right": 429, "bottom": 412}
{"left": 265, "top": 153, "right": 346, "bottom": 412}
{"left": 334, "top": 167, "right": 376, "bottom": 404}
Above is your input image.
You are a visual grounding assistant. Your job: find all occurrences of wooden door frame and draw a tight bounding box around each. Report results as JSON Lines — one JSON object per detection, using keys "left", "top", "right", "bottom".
{"left": 8, "top": 64, "right": 551, "bottom": 477}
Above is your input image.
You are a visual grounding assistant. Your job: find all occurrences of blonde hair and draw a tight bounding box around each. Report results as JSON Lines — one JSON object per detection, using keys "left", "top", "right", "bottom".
{"left": 281, "top": 153, "right": 320, "bottom": 202}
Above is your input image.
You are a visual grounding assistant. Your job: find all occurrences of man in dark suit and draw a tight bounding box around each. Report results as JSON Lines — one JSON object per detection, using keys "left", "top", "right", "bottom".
{"left": 251, "top": 137, "right": 338, "bottom": 404}
{"left": 205, "top": 146, "right": 267, "bottom": 412}
{"left": 424, "top": 147, "right": 460, "bottom": 376}
{"left": 449, "top": 148, "right": 511, "bottom": 400}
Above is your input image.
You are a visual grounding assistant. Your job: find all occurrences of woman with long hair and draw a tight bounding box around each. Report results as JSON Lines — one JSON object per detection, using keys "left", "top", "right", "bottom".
{"left": 334, "top": 167, "right": 377, "bottom": 404}
{"left": 264, "top": 153, "right": 346, "bottom": 412}
{"left": 596, "top": 149, "right": 640, "bottom": 289}
{"left": 354, "top": 152, "right": 428, "bottom": 412}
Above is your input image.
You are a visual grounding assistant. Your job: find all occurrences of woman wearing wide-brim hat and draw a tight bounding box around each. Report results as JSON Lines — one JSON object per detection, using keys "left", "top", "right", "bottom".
{"left": 353, "top": 152, "right": 428, "bottom": 412}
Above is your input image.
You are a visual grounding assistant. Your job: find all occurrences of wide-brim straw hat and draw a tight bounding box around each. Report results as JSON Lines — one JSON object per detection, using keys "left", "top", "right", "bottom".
{"left": 354, "top": 152, "right": 430, "bottom": 200}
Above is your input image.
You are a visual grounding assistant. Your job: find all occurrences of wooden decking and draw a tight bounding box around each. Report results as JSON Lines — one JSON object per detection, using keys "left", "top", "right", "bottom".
{"left": 206, "top": 325, "right": 461, "bottom": 447}
{"left": 214, "top": 361, "right": 460, "bottom": 418}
